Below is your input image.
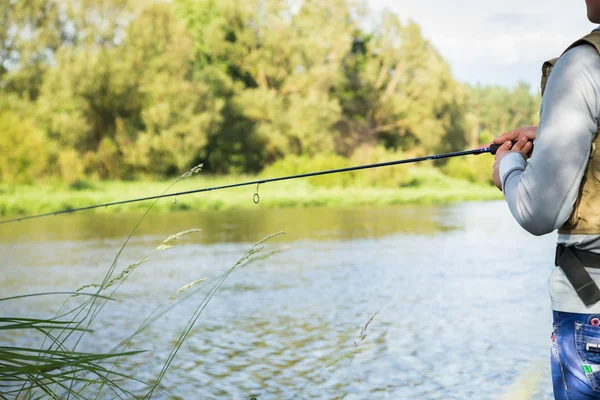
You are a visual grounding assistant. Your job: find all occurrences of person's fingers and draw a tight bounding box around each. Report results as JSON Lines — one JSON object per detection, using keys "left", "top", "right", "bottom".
{"left": 499, "top": 140, "right": 513, "bottom": 151}
{"left": 512, "top": 136, "right": 528, "bottom": 151}
{"left": 521, "top": 126, "right": 537, "bottom": 141}
{"left": 493, "top": 132, "right": 516, "bottom": 145}
{"left": 521, "top": 141, "right": 533, "bottom": 157}
{"left": 493, "top": 126, "right": 538, "bottom": 145}
{"left": 527, "top": 145, "right": 534, "bottom": 158}
{"left": 493, "top": 127, "right": 522, "bottom": 145}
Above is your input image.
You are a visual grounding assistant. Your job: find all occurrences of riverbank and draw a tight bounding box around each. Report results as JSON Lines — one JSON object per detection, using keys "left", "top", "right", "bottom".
{"left": 0, "top": 171, "right": 502, "bottom": 217}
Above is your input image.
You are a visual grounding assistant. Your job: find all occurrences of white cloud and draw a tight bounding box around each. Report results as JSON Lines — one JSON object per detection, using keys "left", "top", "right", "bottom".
{"left": 368, "top": 0, "right": 597, "bottom": 88}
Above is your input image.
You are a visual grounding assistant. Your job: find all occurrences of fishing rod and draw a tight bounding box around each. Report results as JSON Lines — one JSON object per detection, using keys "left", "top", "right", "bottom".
{"left": 0, "top": 144, "right": 505, "bottom": 225}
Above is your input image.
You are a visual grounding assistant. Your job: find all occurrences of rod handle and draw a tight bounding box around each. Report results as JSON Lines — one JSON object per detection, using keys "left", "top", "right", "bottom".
{"left": 489, "top": 143, "right": 501, "bottom": 155}
{"left": 489, "top": 140, "right": 531, "bottom": 155}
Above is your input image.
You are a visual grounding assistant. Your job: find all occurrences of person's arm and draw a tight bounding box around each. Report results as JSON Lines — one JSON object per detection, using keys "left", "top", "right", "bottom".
{"left": 498, "top": 44, "right": 600, "bottom": 236}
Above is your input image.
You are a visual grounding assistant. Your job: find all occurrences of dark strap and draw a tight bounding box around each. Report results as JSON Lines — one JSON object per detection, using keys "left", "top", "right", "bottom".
{"left": 555, "top": 245, "right": 600, "bottom": 307}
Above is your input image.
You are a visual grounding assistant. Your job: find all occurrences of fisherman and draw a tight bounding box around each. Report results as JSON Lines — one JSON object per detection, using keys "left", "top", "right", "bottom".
{"left": 491, "top": 2, "right": 600, "bottom": 398}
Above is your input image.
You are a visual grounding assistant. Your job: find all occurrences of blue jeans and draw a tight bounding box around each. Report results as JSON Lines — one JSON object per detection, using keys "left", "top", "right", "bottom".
{"left": 552, "top": 311, "right": 600, "bottom": 399}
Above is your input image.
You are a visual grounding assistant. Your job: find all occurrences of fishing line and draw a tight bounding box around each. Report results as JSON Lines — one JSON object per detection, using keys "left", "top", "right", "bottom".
{"left": 0, "top": 144, "right": 504, "bottom": 225}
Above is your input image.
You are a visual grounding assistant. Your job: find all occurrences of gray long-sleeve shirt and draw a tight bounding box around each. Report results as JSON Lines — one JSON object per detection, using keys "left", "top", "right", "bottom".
{"left": 499, "top": 30, "right": 600, "bottom": 313}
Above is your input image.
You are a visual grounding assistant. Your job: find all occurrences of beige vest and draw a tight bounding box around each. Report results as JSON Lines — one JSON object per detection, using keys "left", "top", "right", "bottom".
{"left": 541, "top": 32, "right": 600, "bottom": 235}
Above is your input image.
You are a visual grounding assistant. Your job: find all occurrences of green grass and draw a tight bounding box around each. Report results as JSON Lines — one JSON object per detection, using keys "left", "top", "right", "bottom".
{"left": 0, "top": 169, "right": 502, "bottom": 217}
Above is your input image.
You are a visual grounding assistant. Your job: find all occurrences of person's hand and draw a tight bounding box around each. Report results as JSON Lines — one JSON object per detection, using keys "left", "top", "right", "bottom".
{"left": 493, "top": 126, "right": 537, "bottom": 158}
{"left": 493, "top": 126, "right": 537, "bottom": 145}
{"left": 492, "top": 137, "right": 533, "bottom": 190}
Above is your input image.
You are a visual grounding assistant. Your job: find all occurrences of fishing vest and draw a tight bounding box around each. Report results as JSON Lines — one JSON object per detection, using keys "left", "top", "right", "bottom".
{"left": 541, "top": 31, "right": 600, "bottom": 235}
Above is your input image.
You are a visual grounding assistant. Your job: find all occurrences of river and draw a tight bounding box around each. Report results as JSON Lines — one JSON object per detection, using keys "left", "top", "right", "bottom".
{"left": 1, "top": 201, "right": 556, "bottom": 399}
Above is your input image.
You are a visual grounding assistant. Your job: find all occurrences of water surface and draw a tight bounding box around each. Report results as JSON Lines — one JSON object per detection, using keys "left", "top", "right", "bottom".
{"left": 1, "top": 202, "right": 557, "bottom": 399}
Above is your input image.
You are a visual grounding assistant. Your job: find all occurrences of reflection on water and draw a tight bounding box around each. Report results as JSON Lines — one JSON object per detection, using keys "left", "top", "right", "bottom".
{"left": 0, "top": 205, "right": 455, "bottom": 244}
{"left": 1, "top": 202, "right": 557, "bottom": 399}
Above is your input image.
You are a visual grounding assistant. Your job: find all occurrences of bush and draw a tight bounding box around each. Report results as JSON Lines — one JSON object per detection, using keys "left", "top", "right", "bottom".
{"left": 0, "top": 110, "right": 50, "bottom": 183}
{"left": 349, "top": 145, "right": 409, "bottom": 188}
{"left": 441, "top": 153, "right": 495, "bottom": 185}
{"left": 261, "top": 153, "right": 355, "bottom": 188}
{"left": 58, "top": 148, "right": 86, "bottom": 184}
{"left": 259, "top": 146, "right": 482, "bottom": 189}
{"left": 69, "top": 179, "right": 96, "bottom": 191}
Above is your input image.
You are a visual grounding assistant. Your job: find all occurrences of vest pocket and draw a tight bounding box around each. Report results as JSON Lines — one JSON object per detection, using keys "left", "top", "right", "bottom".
{"left": 575, "top": 322, "right": 600, "bottom": 391}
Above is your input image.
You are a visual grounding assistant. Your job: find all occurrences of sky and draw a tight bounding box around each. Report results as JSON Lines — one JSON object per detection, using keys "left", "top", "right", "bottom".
{"left": 369, "top": 0, "right": 597, "bottom": 89}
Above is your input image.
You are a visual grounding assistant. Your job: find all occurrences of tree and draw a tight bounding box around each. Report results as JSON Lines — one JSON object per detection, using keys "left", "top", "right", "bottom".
{"left": 0, "top": 0, "right": 64, "bottom": 99}
{"left": 334, "top": 12, "right": 467, "bottom": 156}
{"left": 35, "top": 0, "right": 221, "bottom": 178}
{"left": 176, "top": 0, "right": 354, "bottom": 171}
{"left": 0, "top": 0, "right": 542, "bottom": 183}
{"left": 465, "top": 82, "right": 540, "bottom": 147}
{"left": 0, "top": 95, "right": 50, "bottom": 182}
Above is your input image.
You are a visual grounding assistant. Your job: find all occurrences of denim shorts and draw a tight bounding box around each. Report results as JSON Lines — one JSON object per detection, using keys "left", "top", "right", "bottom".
{"left": 552, "top": 311, "right": 600, "bottom": 399}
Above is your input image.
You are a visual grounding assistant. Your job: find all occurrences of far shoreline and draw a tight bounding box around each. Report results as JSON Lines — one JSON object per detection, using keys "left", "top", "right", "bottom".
{"left": 0, "top": 177, "right": 503, "bottom": 218}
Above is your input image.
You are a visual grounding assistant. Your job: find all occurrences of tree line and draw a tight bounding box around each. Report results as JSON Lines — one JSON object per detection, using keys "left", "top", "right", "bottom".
{"left": 0, "top": 0, "right": 540, "bottom": 183}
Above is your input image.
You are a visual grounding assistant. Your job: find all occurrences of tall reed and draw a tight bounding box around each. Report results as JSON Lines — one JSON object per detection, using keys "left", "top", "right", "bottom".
{"left": 0, "top": 164, "right": 283, "bottom": 399}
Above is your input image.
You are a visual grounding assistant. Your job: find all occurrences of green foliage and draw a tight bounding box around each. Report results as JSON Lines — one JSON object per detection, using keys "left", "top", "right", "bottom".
{"left": 32, "top": 0, "right": 221, "bottom": 179}
{"left": 463, "top": 81, "right": 541, "bottom": 147}
{"left": 262, "top": 146, "right": 414, "bottom": 189}
{"left": 262, "top": 153, "right": 352, "bottom": 188}
{"left": 0, "top": 105, "right": 50, "bottom": 183}
{"left": 335, "top": 16, "right": 467, "bottom": 156}
{"left": 0, "top": 0, "right": 63, "bottom": 99}
{"left": 69, "top": 179, "right": 96, "bottom": 191}
{"left": 348, "top": 146, "right": 410, "bottom": 188}
{"left": 441, "top": 154, "right": 495, "bottom": 185}
{"left": 0, "top": 0, "right": 541, "bottom": 184}
{"left": 176, "top": 0, "right": 351, "bottom": 171}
